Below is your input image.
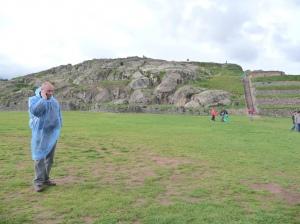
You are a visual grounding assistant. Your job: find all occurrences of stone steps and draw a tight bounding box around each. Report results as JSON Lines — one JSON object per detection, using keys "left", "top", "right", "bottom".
{"left": 242, "top": 76, "right": 256, "bottom": 113}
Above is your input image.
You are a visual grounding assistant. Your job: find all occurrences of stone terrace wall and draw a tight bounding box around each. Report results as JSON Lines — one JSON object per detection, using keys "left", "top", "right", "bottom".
{"left": 248, "top": 70, "right": 285, "bottom": 78}
{"left": 249, "top": 72, "right": 300, "bottom": 116}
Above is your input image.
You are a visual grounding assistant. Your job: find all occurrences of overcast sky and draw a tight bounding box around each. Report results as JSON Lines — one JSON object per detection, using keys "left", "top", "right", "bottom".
{"left": 1, "top": 0, "right": 300, "bottom": 79}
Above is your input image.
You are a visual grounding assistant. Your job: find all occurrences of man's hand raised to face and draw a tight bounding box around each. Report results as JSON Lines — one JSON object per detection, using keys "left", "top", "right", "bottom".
{"left": 41, "top": 82, "right": 54, "bottom": 100}
{"left": 41, "top": 89, "right": 48, "bottom": 100}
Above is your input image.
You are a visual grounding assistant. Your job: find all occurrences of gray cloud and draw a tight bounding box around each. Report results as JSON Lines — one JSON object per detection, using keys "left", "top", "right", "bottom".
{"left": 225, "top": 40, "right": 259, "bottom": 61}
{"left": 0, "top": 0, "right": 299, "bottom": 76}
{"left": 284, "top": 44, "right": 300, "bottom": 61}
{"left": 273, "top": 32, "right": 300, "bottom": 62}
{"left": 0, "top": 59, "right": 31, "bottom": 79}
{"left": 188, "top": 6, "right": 250, "bottom": 43}
{"left": 167, "top": 1, "right": 262, "bottom": 63}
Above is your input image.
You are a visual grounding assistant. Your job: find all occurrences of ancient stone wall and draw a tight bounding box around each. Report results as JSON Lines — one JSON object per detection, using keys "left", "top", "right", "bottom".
{"left": 248, "top": 70, "right": 285, "bottom": 78}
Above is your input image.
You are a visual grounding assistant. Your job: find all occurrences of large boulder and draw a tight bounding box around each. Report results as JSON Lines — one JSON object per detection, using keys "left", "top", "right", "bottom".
{"left": 190, "top": 90, "right": 231, "bottom": 107}
{"left": 145, "top": 72, "right": 161, "bottom": 86}
{"left": 184, "top": 100, "right": 200, "bottom": 109}
{"left": 111, "top": 87, "right": 129, "bottom": 99}
{"left": 73, "top": 76, "right": 86, "bottom": 85}
{"left": 155, "top": 72, "right": 182, "bottom": 94}
{"left": 94, "top": 88, "right": 111, "bottom": 102}
{"left": 172, "top": 85, "right": 205, "bottom": 107}
{"left": 154, "top": 72, "right": 182, "bottom": 104}
{"left": 76, "top": 91, "right": 93, "bottom": 103}
{"left": 129, "top": 89, "right": 152, "bottom": 104}
{"left": 132, "top": 71, "right": 143, "bottom": 79}
{"left": 129, "top": 76, "right": 150, "bottom": 90}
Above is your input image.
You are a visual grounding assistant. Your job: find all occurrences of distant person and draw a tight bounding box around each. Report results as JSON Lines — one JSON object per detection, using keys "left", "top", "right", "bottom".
{"left": 248, "top": 108, "right": 255, "bottom": 121}
{"left": 28, "top": 82, "right": 62, "bottom": 192}
{"left": 220, "top": 108, "right": 229, "bottom": 122}
{"left": 295, "top": 111, "right": 300, "bottom": 132}
{"left": 290, "top": 111, "right": 297, "bottom": 131}
{"left": 210, "top": 107, "right": 218, "bottom": 121}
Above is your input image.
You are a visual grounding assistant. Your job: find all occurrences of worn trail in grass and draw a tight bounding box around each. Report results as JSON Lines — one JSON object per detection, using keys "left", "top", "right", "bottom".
{"left": 0, "top": 112, "right": 300, "bottom": 224}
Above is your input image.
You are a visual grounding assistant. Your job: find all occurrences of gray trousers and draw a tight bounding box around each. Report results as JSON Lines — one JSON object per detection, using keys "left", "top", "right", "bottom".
{"left": 34, "top": 143, "right": 56, "bottom": 186}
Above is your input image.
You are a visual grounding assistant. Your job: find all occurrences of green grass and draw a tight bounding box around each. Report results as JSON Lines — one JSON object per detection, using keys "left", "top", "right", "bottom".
{"left": 191, "top": 63, "right": 244, "bottom": 98}
{"left": 1, "top": 112, "right": 300, "bottom": 224}
{"left": 252, "top": 75, "right": 300, "bottom": 82}
{"left": 194, "top": 75, "right": 244, "bottom": 96}
{"left": 191, "top": 63, "right": 244, "bottom": 96}
{"left": 197, "top": 63, "right": 243, "bottom": 77}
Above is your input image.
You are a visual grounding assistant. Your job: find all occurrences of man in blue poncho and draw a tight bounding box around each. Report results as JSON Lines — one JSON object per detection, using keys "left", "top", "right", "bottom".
{"left": 28, "top": 82, "right": 62, "bottom": 192}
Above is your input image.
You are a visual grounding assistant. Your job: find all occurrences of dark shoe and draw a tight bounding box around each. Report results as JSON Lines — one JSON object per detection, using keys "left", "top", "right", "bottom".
{"left": 34, "top": 184, "right": 44, "bottom": 192}
{"left": 44, "top": 180, "right": 56, "bottom": 186}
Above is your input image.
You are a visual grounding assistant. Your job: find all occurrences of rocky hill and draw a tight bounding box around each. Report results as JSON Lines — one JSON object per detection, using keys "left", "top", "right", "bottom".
{"left": 0, "top": 57, "right": 244, "bottom": 114}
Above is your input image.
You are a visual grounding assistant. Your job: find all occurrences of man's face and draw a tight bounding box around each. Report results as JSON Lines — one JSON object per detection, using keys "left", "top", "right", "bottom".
{"left": 42, "top": 85, "right": 54, "bottom": 99}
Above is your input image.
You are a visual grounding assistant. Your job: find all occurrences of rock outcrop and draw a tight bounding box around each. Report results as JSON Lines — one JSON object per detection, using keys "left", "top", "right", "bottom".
{"left": 184, "top": 90, "right": 231, "bottom": 109}
{"left": 0, "top": 57, "right": 243, "bottom": 114}
{"left": 172, "top": 85, "right": 204, "bottom": 107}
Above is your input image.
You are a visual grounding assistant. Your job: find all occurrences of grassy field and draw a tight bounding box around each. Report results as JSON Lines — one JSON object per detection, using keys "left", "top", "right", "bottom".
{"left": 0, "top": 112, "right": 300, "bottom": 224}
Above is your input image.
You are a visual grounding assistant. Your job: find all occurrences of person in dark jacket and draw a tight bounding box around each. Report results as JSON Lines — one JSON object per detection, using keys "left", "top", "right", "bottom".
{"left": 295, "top": 111, "right": 300, "bottom": 132}
{"left": 220, "top": 108, "right": 229, "bottom": 122}
{"left": 291, "top": 111, "right": 297, "bottom": 131}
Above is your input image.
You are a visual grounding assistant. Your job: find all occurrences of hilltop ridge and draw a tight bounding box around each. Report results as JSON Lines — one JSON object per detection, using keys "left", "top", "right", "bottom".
{"left": 0, "top": 56, "right": 245, "bottom": 114}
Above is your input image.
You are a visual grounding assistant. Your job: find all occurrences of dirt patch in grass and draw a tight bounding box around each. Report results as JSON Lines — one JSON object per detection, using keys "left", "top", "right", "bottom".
{"left": 157, "top": 183, "right": 202, "bottom": 206}
{"left": 250, "top": 183, "right": 300, "bottom": 205}
{"left": 54, "top": 168, "right": 84, "bottom": 185}
{"left": 55, "top": 175, "right": 82, "bottom": 185}
{"left": 4, "top": 134, "right": 28, "bottom": 143}
{"left": 151, "top": 156, "right": 188, "bottom": 167}
{"left": 134, "top": 198, "right": 147, "bottom": 207}
{"left": 157, "top": 184, "right": 179, "bottom": 206}
{"left": 156, "top": 165, "right": 209, "bottom": 205}
{"left": 126, "top": 166, "right": 156, "bottom": 186}
{"left": 81, "top": 216, "right": 97, "bottom": 224}
{"left": 32, "top": 208, "right": 64, "bottom": 224}
{"left": 16, "top": 161, "right": 30, "bottom": 170}
{"left": 91, "top": 160, "right": 157, "bottom": 187}
{"left": 158, "top": 197, "right": 173, "bottom": 206}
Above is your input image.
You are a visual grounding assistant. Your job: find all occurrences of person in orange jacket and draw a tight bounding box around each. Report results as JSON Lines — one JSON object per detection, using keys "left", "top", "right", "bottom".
{"left": 210, "top": 107, "right": 218, "bottom": 121}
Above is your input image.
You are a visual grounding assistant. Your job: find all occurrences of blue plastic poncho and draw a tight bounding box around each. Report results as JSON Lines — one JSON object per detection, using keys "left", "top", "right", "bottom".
{"left": 28, "top": 88, "right": 62, "bottom": 160}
